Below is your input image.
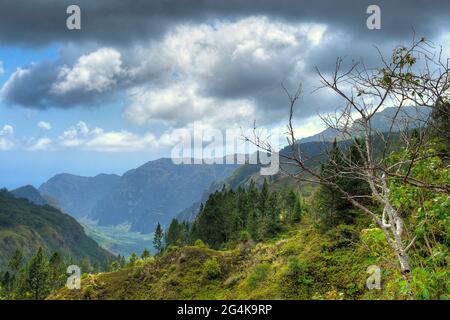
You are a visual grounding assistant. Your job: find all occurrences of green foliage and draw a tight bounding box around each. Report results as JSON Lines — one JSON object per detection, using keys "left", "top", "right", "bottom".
{"left": 313, "top": 139, "right": 370, "bottom": 232}
{"left": 386, "top": 140, "right": 449, "bottom": 299}
{"left": 246, "top": 263, "right": 270, "bottom": 289}
{"left": 194, "top": 239, "right": 208, "bottom": 248}
{"left": 141, "top": 248, "right": 150, "bottom": 259}
{"left": 9, "top": 249, "right": 23, "bottom": 273}
{"left": 189, "top": 180, "right": 302, "bottom": 249}
{"left": 48, "top": 252, "right": 66, "bottom": 291}
{"left": 128, "top": 253, "right": 138, "bottom": 267}
{"left": 239, "top": 230, "right": 251, "bottom": 243}
{"left": 19, "top": 248, "right": 50, "bottom": 300}
{"left": 361, "top": 228, "right": 391, "bottom": 258}
{"left": 203, "top": 257, "right": 222, "bottom": 279}
{"left": 279, "top": 256, "right": 314, "bottom": 298}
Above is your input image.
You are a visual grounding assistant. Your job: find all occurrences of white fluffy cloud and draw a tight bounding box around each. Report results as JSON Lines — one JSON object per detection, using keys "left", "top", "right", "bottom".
{"left": 37, "top": 121, "right": 52, "bottom": 130}
{"left": 124, "top": 17, "right": 327, "bottom": 127}
{"left": 27, "top": 138, "right": 52, "bottom": 151}
{"left": 51, "top": 48, "right": 123, "bottom": 94}
{"left": 0, "top": 124, "right": 14, "bottom": 150}
{"left": 125, "top": 83, "right": 256, "bottom": 127}
{"left": 58, "top": 121, "right": 164, "bottom": 152}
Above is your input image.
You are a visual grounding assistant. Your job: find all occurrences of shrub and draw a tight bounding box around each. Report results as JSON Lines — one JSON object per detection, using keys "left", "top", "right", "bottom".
{"left": 194, "top": 239, "right": 208, "bottom": 248}
{"left": 247, "top": 263, "right": 270, "bottom": 289}
{"left": 287, "top": 256, "right": 307, "bottom": 276}
{"left": 224, "top": 273, "right": 244, "bottom": 288}
{"left": 239, "top": 230, "right": 251, "bottom": 242}
{"left": 203, "top": 257, "right": 221, "bottom": 279}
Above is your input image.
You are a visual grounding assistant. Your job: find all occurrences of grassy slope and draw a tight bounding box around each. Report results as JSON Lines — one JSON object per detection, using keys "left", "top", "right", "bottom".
{"left": 50, "top": 220, "right": 407, "bottom": 300}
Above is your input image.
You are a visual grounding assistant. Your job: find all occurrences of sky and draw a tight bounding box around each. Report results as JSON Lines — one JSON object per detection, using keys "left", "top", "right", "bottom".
{"left": 1, "top": 0, "right": 450, "bottom": 189}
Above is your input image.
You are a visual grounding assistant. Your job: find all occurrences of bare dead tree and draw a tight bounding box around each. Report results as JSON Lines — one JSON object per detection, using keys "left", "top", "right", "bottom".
{"left": 246, "top": 36, "right": 450, "bottom": 280}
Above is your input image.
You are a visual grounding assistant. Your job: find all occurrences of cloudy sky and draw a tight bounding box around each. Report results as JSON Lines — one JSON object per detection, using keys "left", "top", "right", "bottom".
{"left": 1, "top": 0, "right": 450, "bottom": 188}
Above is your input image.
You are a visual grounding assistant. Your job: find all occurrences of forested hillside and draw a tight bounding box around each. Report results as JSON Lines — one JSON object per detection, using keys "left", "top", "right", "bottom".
{"left": 0, "top": 190, "right": 114, "bottom": 267}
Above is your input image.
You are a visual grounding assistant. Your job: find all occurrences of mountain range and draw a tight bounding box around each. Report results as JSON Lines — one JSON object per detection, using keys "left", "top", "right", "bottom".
{"left": 39, "top": 158, "right": 238, "bottom": 233}
{"left": 298, "top": 106, "right": 430, "bottom": 143}
{"left": 9, "top": 107, "right": 430, "bottom": 237}
{"left": 39, "top": 173, "right": 121, "bottom": 219}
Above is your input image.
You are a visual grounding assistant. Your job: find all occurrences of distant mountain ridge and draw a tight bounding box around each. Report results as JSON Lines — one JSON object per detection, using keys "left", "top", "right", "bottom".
{"left": 91, "top": 158, "right": 238, "bottom": 233}
{"left": 299, "top": 106, "right": 430, "bottom": 143}
{"left": 39, "top": 173, "right": 121, "bottom": 219}
{"left": 11, "top": 185, "right": 48, "bottom": 206}
{"left": 39, "top": 158, "right": 238, "bottom": 233}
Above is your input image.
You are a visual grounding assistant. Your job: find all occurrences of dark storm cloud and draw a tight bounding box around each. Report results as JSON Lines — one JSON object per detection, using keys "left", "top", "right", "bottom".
{"left": 0, "top": 54, "right": 122, "bottom": 108}
{"left": 0, "top": 0, "right": 449, "bottom": 47}
{"left": 1, "top": 0, "right": 449, "bottom": 124}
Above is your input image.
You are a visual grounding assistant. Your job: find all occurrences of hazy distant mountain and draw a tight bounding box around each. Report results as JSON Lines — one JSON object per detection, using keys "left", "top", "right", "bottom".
{"left": 39, "top": 173, "right": 120, "bottom": 218}
{"left": 91, "top": 158, "right": 238, "bottom": 233}
{"left": 0, "top": 190, "right": 114, "bottom": 269}
{"left": 40, "top": 159, "right": 237, "bottom": 233}
{"left": 299, "top": 106, "right": 430, "bottom": 143}
{"left": 11, "top": 185, "right": 48, "bottom": 206}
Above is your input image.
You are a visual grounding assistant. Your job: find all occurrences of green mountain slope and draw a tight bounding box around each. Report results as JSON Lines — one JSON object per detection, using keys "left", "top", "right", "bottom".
{"left": 0, "top": 190, "right": 114, "bottom": 269}
{"left": 49, "top": 222, "right": 400, "bottom": 300}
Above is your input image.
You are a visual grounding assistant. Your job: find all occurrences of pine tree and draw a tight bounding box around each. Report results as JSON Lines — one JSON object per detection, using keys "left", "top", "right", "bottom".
{"left": 315, "top": 138, "right": 370, "bottom": 231}
{"left": 9, "top": 249, "right": 23, "bottom": 272}
{"left": 264, "top": 191, "right": 282, "bottom": 238}
{"left": 247, "top": 180, "right": 260, "bottom": 239}
{"left": 259, "top": 178, "right": 270, "bottom": 215}
{"left": 48, "top": 252, "right": 65, "bottom": 291}
{"left": 292, "top": 194, "right": 303, "bottom": 222}
{"left": 153, "top": 223, "right": 164, "bottom": 254}
{"left": 1, "top": 271, "right": 12, "bottom": 297}
{"left": 129, "top": 253, "right": 138, "bottom": 266}
{"left": 141, "top": 248, "right": 150, "bottom": 259}
{"left": 166, "top": 219, "right": 182, "bottom": 246}
{"left": 80, "top": 257, "right": 93, "bottom": 274}
{"left": 2, "top": 248, "right": 24, "bottom": 297}
{"left": 315, "top": 139, "right": 347, "bottom": 230}
{"left": 191, "top": 192, "right": 227, "bottom": 248}
{"left": 23, "top": 248, "right": 50, "bottom": 300}
{"left": 119, "top": 255, "right": 127, "bottom": 268}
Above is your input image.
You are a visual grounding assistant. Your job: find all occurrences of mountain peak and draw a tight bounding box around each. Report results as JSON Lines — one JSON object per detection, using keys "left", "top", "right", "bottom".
{"left": 11, "top": 184, "right": 48, "bottom": 206}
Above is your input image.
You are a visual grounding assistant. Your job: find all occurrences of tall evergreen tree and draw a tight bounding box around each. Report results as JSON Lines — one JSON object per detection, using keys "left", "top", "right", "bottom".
{"left": 129, "top": 253, "right": 138, "bottom": 266}
{"left": 9, "top": 249, "right": 23, "bottom": 273}
{"left": 166, "top": 219, "right": 182, "bottom": 246}
{"left": 315, "top": 138, "right": 370, "bottom": 231}
{"left": 22, "top": 248, "right": 50, "bottom": 300}
{"left": 292, "top": 194, "right": 303, "bottom": 222}
{"left": 48, "top": 252, "right": 65, "bottom": 291}
{"left": 153, "top": 223, "right": 164, "bottom": 254}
